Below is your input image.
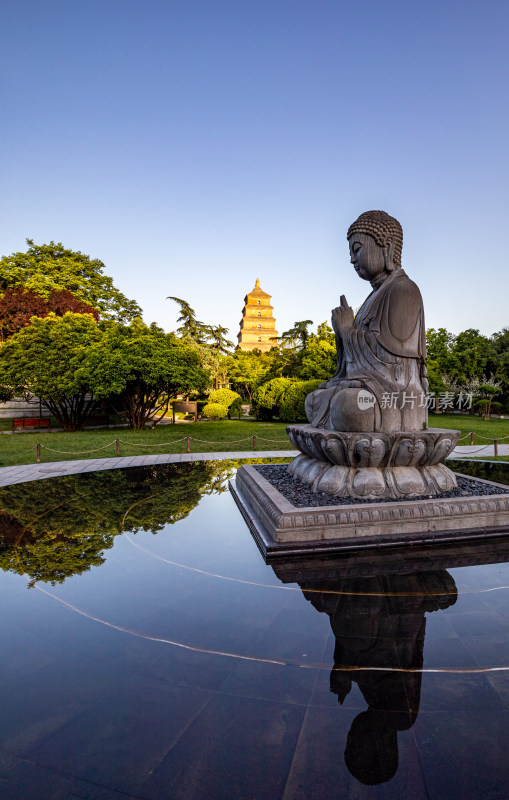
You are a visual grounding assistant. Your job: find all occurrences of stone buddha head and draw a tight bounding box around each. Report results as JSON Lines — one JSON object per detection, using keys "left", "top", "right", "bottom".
{"left": 347, "top": 211, "right": 403, "bottom": 283}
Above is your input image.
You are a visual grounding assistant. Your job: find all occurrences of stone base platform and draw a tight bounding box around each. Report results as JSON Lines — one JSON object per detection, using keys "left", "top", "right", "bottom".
{"left": 230, "top": 465, "right": 509, "bottom": 558}
{"left": 286, "top": 425, "right": 462, "bottom": 500}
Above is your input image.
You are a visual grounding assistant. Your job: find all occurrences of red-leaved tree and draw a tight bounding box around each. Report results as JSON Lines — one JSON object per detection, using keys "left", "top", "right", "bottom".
{"left": 0, "top": 288, "right": 99, "bottom": 341}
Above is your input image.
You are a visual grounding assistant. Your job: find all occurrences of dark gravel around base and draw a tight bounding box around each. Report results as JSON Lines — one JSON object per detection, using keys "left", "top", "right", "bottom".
{"left": 255, "top": 464, "right": 509, "bottom": 507}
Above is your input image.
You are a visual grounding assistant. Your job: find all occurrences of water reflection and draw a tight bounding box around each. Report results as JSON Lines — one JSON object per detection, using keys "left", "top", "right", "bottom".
{"left": 448, "top": 458, "right": 509, "bottom": 486}
{"left": 274, "top": 557, "right": 460, "bottom": 784}
{"left": 0, "top": 462, "right": 233, "bottom": 585}
{"left": 320, "top": 571, "right": 454, "bottom": 784}
{"left": 0, "top": 460, "right": 509, "bottom": 798}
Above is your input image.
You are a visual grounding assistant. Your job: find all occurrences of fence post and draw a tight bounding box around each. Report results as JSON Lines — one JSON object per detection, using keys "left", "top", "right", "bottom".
{"left": 116, "top": 439, "right": 120, "bottom": 456}
{"left": 36, "top": 443, "right": 41, "bottom": 463}
{"left": 470, "top": 431, "right": 474, "bottom": 445}
{"left": 187, "top": 436, "right": 191, "bottom": 453}
{"left": 494, "top": 439, "right": 499, "bottom": 457}
{"left": 253, "top": 435, "right": 257, "bottom": 451}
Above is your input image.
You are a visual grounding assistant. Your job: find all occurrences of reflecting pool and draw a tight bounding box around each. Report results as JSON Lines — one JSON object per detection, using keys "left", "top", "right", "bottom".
{"left": 0, "top": 459, "right": 509, "bottom": 799}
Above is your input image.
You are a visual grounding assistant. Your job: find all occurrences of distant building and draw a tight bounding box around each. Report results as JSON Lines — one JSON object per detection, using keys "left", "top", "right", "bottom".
{"left": 237, "top": 279, "right": 278, "bottom": 352}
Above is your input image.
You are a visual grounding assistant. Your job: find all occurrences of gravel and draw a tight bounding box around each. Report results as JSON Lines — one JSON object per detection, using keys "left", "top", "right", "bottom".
{"left": 255, "top": 464, "right": 509, "bottom": 507}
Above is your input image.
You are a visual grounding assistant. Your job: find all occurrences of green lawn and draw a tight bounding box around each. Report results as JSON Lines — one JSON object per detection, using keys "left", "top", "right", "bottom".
{"left": 1, "top": 414, "right": 508, "bottom": 468}
{"left": 428, "top": 412, "right": 509, "bottom": 444}
{"left": 0, "top": 420, "right": 295, "bottom": 467}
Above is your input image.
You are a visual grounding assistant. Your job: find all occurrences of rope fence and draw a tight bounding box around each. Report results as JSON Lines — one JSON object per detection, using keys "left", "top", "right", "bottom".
{"left": 474, "top": 433, "right": 509, "bottom": 442}
{"left": 1, "top": 430, "right": 508, "bottom": 465}
{"left": 450, "top": 444, "right": 496, "bottom": 455}
{"left": 38, "top": 441, "right": 119, "bottom": 455}
{"left": 1, "top": 434, "right": 293, "bottom": 464}
{"left": 118, "top": 437, "right": 189, "bottom": 447}
{"left": 4, "top": 445, "right": 39, "bottom": 457}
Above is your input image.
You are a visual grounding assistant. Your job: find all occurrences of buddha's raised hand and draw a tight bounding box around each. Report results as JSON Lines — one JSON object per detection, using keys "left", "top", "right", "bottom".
{"left": 331, "top": 295, "right": 354, "bottom": 334}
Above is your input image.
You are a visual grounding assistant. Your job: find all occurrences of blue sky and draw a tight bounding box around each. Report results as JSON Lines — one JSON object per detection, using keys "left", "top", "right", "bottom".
{"left": 1, "top": 0, "right": 508, "bottom": 341}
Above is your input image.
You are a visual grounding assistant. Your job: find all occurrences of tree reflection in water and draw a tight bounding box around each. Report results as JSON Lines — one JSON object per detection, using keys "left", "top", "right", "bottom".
{"left": 275, "top": 560, "right": 457, "bottom": 785}
{"left": 0, "top": 461, "right": 234, "bottom": 586}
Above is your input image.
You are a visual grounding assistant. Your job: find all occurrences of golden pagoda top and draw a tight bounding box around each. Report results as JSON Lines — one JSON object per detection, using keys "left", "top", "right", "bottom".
{"left": 244, "top": 277, "right": 271, "bottom": 302}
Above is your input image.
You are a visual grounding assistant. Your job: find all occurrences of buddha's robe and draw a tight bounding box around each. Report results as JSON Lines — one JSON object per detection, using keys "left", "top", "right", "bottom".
{"left": 305, "top": 269, "right": 428, "bottom": 432}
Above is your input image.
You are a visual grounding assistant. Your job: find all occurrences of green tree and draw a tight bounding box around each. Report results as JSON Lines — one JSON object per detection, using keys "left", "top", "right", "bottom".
{"left": 225, "top": 350, "right": 272, "bottom": 402}
{"left": 279, "top": 320, "right": 314, "bottom": 350}
{"left": 0, "top": 240, "right": 141, "bottom": 322}
{"left": 426, "top": 327, "right": 492, "bottom": 387}
{"left": 0, "top": 314, "right": 210, "bottom": 430}
{"left": 450, "top": 329, "right": 491, "bottom": 385}
{"left": 179, "top": 336, "right": 227, "bottom": 391}
{"left": 489, "top": 328, "right": 509, "bottom": 405}
{"left": 206, "top": 324, "right": 234, "bottom": 355}
{"left": 0, "top": 312, "right": 102, "bottom": 430}
{"left": 472, "top": 381, "right": 501, "bottom": 419}
{"left": 88, "top": 319, "right": 210, "bottom": 428}
{"left": 426, "top": 328, "right": 457, "bottom": 379}
{"left": 300, "top": 337, "right": 336, "bottom": 380}
{"left": 167, "top": 297, "right": 210, "bottom": 344}
{"left": 315, "top": 321, "right": 335, "bottom": 344}
{"left": 426, "top": 358, "right": 447, "bottom": 395}
{"left": 167, "top": 298, "right": 233, "bottom": 388}
{"left": 272, "top": 319, "right": 314, "bottom": 377}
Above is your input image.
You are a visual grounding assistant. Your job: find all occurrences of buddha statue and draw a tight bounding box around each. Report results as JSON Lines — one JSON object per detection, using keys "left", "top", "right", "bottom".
{"left": 305, "top": 210, "right": 428, "bottom": 434}
{"left": 284, "top": 210, "right": 460, "bottom": 499}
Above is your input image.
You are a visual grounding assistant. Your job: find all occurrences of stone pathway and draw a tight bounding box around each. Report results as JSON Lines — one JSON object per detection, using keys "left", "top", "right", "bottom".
{"left": 0, "top": 451, "right": 296, "bottom": 487}
{"left": 0, "top": 445, "right": 506, "bottom": 488}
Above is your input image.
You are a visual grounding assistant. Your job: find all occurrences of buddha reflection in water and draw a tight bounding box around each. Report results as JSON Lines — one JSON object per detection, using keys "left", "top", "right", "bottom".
{"left": 300, "top": 570, "right": 457, "bottom": 785}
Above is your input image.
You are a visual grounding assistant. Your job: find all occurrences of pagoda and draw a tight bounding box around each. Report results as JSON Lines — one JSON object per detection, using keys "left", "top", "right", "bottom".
{"left": 237, "top": 279, "right": 278, "bottom": 352}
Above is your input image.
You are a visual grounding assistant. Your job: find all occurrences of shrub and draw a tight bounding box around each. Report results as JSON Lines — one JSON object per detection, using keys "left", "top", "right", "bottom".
{"left": 279, "top": 380, "right": 322, "bottom": 422}
{"left": 252, "top": 378, "right": 295, "bottom": 420}
{"left": 228, "top": 396, "right": 243, "bottom": 418}
{"left": 208, "top": 388, "right": 243, "bottom": 419}
{"left": 202, "top": 402, "right": 227, "bottom": 420}
{"left": 252, "top": 377, "right": 322, "bottom": 422}
{"left": 209, "top": 388, "right": 241, "bottom": 408}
